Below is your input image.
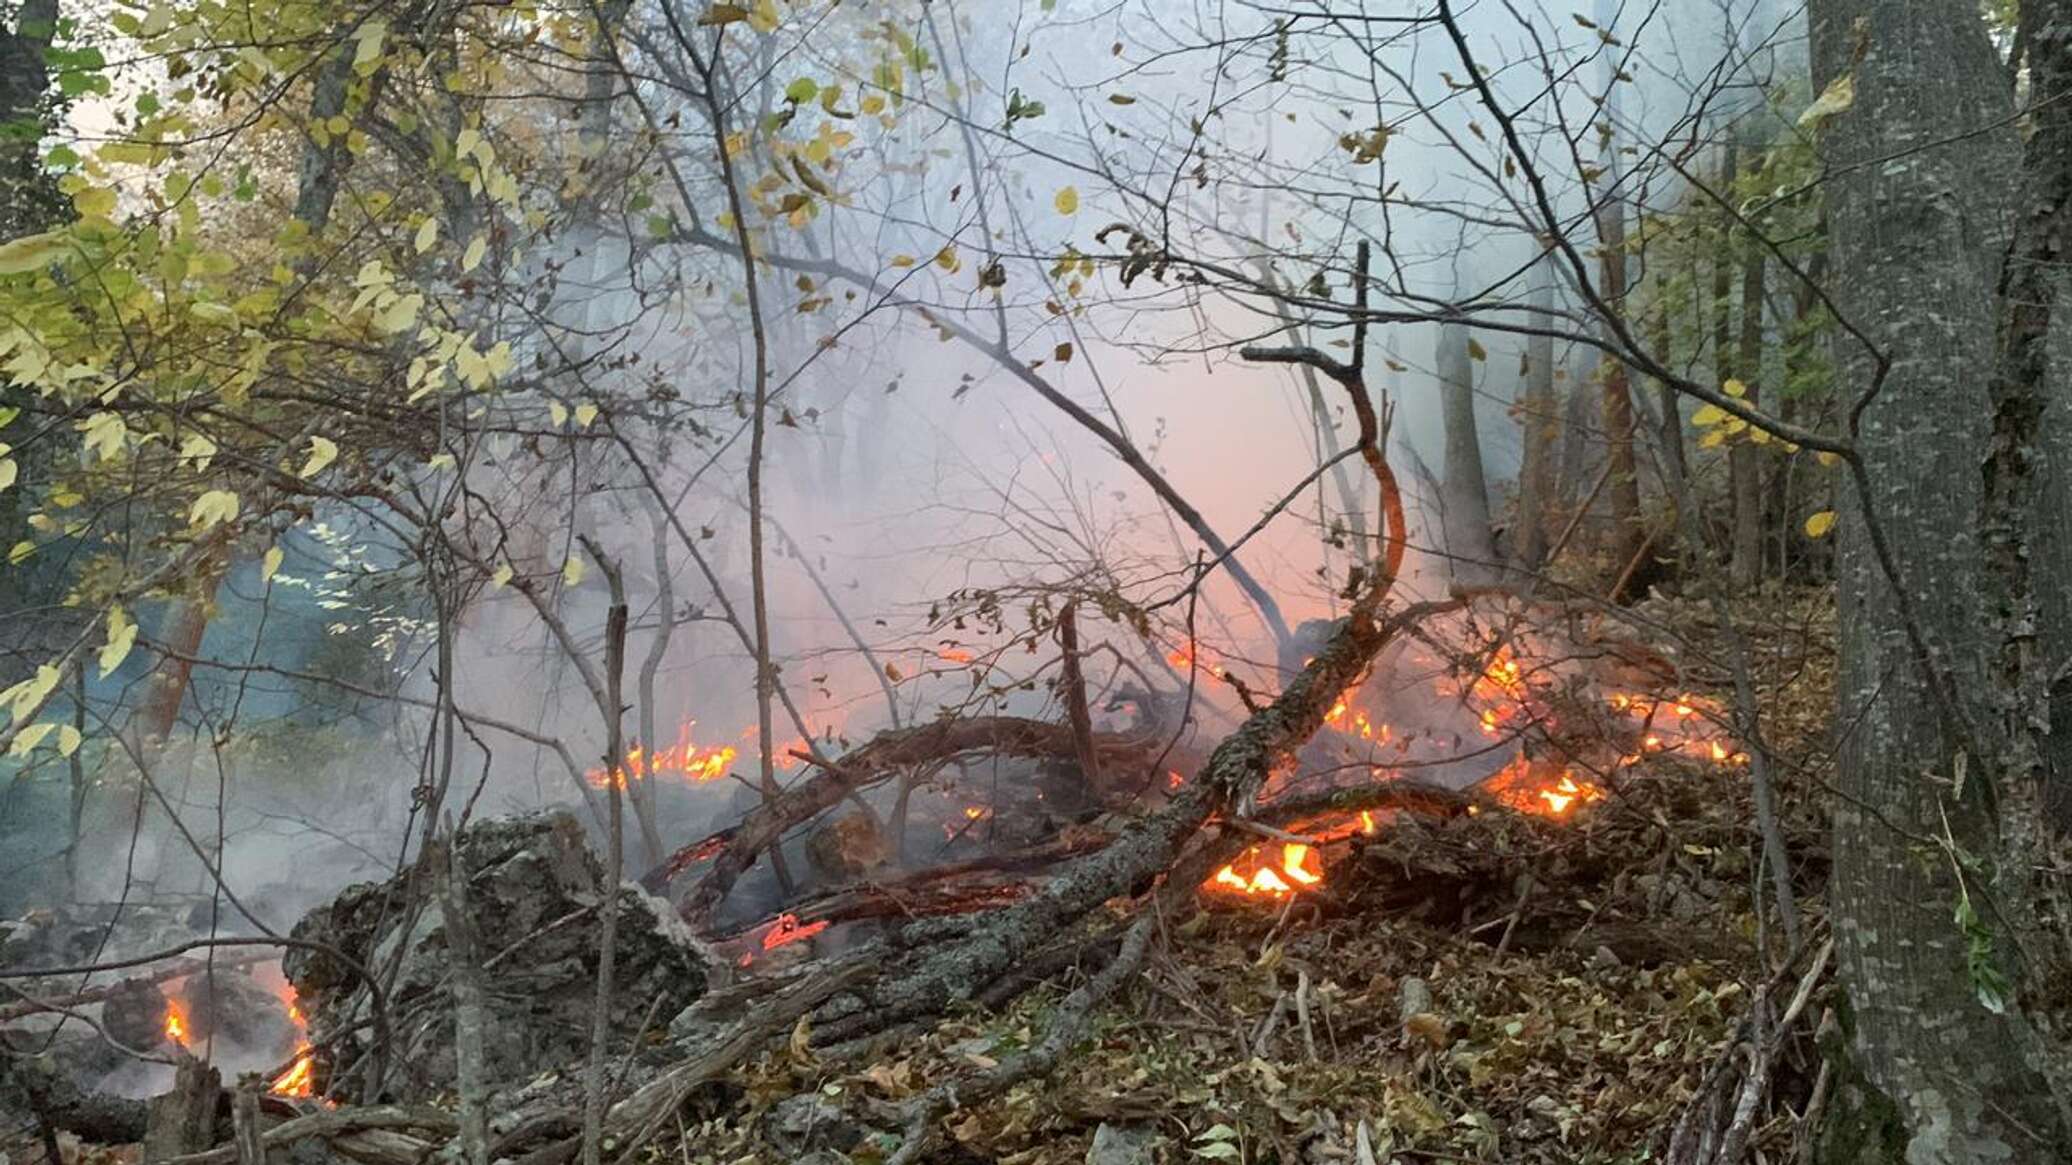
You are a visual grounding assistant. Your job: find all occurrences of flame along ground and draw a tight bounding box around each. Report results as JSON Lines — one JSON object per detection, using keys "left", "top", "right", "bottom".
{"left": 159, "top": 971, "right": 319, "bottom": 1099}
{"left": 1204, "top": 643, "right": 1751, "bottom": 899}
{"left": 592, "top": 629, "right": 1750, "bottom": 909}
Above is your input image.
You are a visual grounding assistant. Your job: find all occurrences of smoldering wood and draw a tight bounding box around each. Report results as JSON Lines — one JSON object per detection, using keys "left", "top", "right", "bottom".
{"left": 664, "top": 714, "right": 1171, "bottom": 922}
{"left": 283, "top": 812, "right": 708, "bottom": 1104}
{"left": 144, "top": 1054, "right": 221, "bottom": 1163}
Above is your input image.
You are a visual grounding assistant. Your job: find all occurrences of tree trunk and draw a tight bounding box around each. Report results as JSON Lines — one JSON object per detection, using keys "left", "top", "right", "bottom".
{"left": 1515, "top": 279, "right": 1559, "bottom": 572}
{"left": 1808, "top": 0, "right": 2067, "bottom": 1153}
{"left": 1596, "top": 180, "right": 1643, "bottom": 592}
{"left": 1437, "top": 322, "right": 1499, "bottom": 584}
{"left": 1730, "top": 247, "right": 1766, "bottom": 589}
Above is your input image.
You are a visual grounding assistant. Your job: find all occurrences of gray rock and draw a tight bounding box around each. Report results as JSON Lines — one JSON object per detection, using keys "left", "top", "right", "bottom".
{"left": 1087, "top": 1122, "right": 1163, "bottom": 1165}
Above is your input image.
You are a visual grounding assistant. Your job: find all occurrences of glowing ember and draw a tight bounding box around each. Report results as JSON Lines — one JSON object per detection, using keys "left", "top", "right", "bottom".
{"left": 1208, "top": 842, "right": 1326, "bottom": 897}
{"left": 760, "top": 912, "right": 829, "bottom": 952}
{"left": 586, "top": 721, "right": 737, "bottom": 787}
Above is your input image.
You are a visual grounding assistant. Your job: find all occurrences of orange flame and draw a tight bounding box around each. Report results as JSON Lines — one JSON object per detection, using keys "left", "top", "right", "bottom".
{"left": 760, "top": 912, "right": 830, "bottom": 952}
{"left": 586, "top": 721, "right": 738, "bottom": 787}
{"left": 1208, "top": 842, "right": 1326, "bottom": 897}
{"left": 163, "top": 999, "right": 188, "bottom": 1046}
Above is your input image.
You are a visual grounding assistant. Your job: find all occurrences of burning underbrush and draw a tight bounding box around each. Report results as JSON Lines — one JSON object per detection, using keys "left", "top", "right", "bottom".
{"left": 0, "top": 590, "right": 1834, "bottom": 1165}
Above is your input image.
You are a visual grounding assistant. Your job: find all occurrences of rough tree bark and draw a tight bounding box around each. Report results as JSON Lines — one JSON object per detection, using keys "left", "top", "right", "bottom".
{"left": 1809, "top": 0, "right": 2069, "bottom": 1154}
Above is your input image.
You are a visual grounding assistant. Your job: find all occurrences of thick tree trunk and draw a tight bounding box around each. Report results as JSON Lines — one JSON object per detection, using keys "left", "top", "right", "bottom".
{"left": 1437, "top": 322, "right": 1499, "bottom": 583}
{"left": 1808, "top": 0, "right": 2067, "bottom": 1155}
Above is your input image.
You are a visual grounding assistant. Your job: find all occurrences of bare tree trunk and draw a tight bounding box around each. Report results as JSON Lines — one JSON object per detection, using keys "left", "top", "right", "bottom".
{"left": 1515, "top": 280, "right": 1559, "bottom": 572}
{"left": 1649, "top": 298, "right": 1687, "bottom": 508}
{"left": 1730, "top": 248, "right": 1767, "bottom": 588}
{"left": 1437, "top": 322, "right": 1498, "bottom": 584}
{"left": 1809, "top": 0, "right": 2068, "bottom": 1151}
{"left": 580, "top": 550, "right": 629, "bottom": 1165}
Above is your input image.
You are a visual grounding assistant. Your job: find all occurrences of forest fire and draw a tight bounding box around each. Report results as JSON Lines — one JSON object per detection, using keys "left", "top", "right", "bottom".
{"left": 271, "top": 996, "right": 316, "bottom": 1098}
{"left": 162, "top": 997, "right": 188, "bottom": 1047}
{"left": 585, "top": 721, "right": 738, "bottom": 788}
{"left": 1209, "top": 842, "right": 1325, "bottom": 896}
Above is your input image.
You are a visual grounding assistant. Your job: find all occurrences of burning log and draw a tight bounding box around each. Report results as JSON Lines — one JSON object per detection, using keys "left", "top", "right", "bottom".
{"left": 657, "top": 714, "right": 1167, "bottom": 922}
{"left": 809, "top": 595, "right": 1465, "bottom": 1044}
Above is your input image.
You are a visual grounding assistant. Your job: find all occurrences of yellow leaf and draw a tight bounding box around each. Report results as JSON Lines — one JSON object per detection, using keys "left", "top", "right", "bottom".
{"left": 1816, "top": 451, "right": 1841, "bottom": 467}
{"left": 549, "top": 401, "right": 569, "bottom": 426}
{"left": 427, "top": 452, "right": 456, "bottom": 472}
{"left": 1691, "top": 404, "right": 1726, "bottom": 426}
{"left": 188, "top": 489, "right": 240, "bottom": 530}
{"left": 262, "top": 546, "right": 284, "bottom": 583}
{"left": 79, "top": 412, "right": 127, "bottom": 462}
{"left": 1804, "top": 510, "right": 1838, "bottom": 539}
{"left": 1798, "top": 73, "right": 1855, "bottom": 130}
{"left": 1749, "top": 426, "right": 1771, "bottom": 445}
{"left": 462, "top": 234, "right": 487, "bottom": 272}
{"left": 0, "top": 459, "right": 14, "bottom": 491}
{"left": 574, "top": 403, "right": 598, "bottom": 428}
{"left": 491, "top": 563, "right": 513, "bottom": 590}
{"left": 1054, "top": 186, "right": 1079, "bottom": 215}
{"left": 100, "top": 606, "right": 136, "bottom": 680}
{"left": 299, "top": 435, "right": 338, "bottom": 478}
{"left": 749, "top": 0, "right": 781, "bottom": 32}
{"left": 58, "top": 724, "right": 82, "bottom": 757}
{"left": 935, "top": 246, "right": 959, "bottom": 271}
{"left": 563, "top": 556, "right": 586, "bottom": 586}
{"left": 7, "top": 663, "right": 61, "bottom": 723}
{"left": 10, "top": 721, "right": 54, "bottom": 757}
{"left": 889, "top": 254, "right": 916, "bottom": 268}
{"left": 1699, "top": 428, "right": 1728, "bottom": 449}
{"left": 1466, "top": 338, "right": 1487, "bottom": 362}
{"left": 178, "top": 433, "right": 216, "bottom": 469}
{"left": 352, "top": 19, "right": 387, "bottom": 74}
{"left": 1723, "top": 378, "right": 1747, "bottom": 399}
{"left": 8, "top": 541, "right": 31, "bottom": 566}
{"left": 72, "top": 186, "right": 117, "bottom": 219}
{"left": 415, "top": 217, "right": 439, "bottom": 253}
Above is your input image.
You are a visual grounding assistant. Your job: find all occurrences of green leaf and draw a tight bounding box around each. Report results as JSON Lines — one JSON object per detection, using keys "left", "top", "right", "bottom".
{"left": 415, "top": 217, "right": 439, "bottom": 253}
{"left": 0, "top": 231, "right": 67, "bottom": 274}
{"left": 785, "top": 77, "right": 818, "bottom": 102}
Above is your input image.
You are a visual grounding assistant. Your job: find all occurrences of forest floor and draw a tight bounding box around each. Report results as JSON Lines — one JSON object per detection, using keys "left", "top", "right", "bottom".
{"left": 664, "top": 588, "right": 1840, "bottom": 1165}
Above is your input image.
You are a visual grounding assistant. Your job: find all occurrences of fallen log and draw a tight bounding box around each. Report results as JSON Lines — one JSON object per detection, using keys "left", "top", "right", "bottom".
{"left": 151, "top": 1106, "right": 459, "bottom": 1165}
{"left": 0, "top": 953, "right": 273, "bottom": 1024}
{"left": 660, "top": 715, "right": 1165, "bottom": 921}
